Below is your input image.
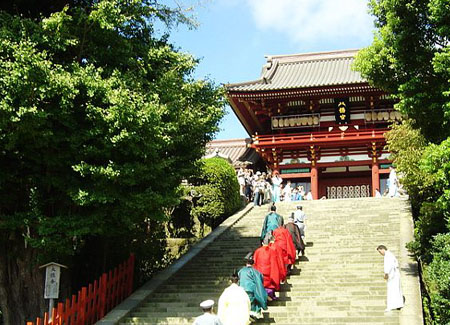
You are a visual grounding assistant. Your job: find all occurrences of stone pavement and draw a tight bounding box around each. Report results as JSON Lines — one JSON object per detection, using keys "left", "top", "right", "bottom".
{"left": 98, "top": 197, "right": 423, "bottom": 325}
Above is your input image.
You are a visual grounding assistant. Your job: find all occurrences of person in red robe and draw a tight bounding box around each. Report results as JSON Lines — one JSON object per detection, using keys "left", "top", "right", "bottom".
{"left": 270, "top": 240, "right": 287, "bottom": 283}
{"left": 272, "top": 226, "right": 297, "bottom": 274}
{"left": 253, "top": 235, "right": 283, "bottom": 300}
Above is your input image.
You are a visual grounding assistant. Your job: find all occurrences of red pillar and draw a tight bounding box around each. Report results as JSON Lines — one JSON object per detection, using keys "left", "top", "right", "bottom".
{"left": 311, "top": 165, "right": 319, "bottom": 200}
{"left": 371, "top": 162, "right": 380, "bottom": 197}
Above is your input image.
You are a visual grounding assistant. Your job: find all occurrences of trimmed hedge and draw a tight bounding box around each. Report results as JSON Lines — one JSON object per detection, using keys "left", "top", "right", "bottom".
{"left": 191, "top": 157, "right": 241, "bottom": 230}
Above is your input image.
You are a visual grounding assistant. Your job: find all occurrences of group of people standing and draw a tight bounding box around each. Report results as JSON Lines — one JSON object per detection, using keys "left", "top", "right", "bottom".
{"left": 375, "top": 166, "right": 406, "bottom": 198}
{"left": 193, "top": 204, "right": 307, "bottom": 324}
{"left": 237, "top": 168, "right": 312, "bottom": 207}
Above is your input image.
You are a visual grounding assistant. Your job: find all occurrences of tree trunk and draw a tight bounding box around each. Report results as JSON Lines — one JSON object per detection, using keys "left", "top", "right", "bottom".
{"left": 0, "top": 235, "right": 46, "bottom": 325}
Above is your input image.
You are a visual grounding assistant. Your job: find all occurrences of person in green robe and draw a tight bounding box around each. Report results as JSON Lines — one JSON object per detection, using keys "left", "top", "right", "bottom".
{"left": 238, "top": 252, "right": 268, "bottom": 319}
{"left": 260, "top": 204, "right": 284, "bottom": 243}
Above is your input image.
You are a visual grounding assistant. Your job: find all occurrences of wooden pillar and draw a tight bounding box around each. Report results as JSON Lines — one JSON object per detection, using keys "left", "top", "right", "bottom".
{"left": 370, "top": 142, "right": 380, "bottom": 197}
{"left": 371, "top": 162, "right": 380, "bottom": 197}
{"left": 311, "top": 165, "right": 319, "bottom": 200}
{"left": 309, "top": 145, "right": 319, "bottom": 200}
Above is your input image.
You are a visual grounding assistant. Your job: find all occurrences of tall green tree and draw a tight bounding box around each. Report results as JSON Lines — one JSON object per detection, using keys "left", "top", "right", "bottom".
{"left": 354, "top": 0, "right": 450, "bottom": 143}
{"left": 355, "top": 0, "right": 450, "bottom": 322}
{"left": 0, "top": 1, "right": 224, "bottom": 323}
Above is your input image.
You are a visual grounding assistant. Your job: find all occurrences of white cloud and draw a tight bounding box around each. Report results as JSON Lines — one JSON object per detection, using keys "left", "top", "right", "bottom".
{"left": 245, "top": 0, "right": 374, "bottom": 46}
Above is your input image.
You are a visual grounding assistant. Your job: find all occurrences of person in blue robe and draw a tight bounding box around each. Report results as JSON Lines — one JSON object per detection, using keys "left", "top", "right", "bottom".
{"left": 238, "top": 252, "right": 268, "bottom": 319}
{"left": 260, "top": 205, "right": 284, "bottom": 242}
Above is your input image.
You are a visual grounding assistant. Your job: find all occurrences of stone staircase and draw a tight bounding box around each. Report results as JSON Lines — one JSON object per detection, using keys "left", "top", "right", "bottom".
{"left": 118, "top": 198, "right": 420, "bottom": 324}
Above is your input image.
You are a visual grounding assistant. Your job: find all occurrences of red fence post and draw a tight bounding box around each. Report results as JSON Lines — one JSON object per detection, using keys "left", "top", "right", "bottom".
{"left": 50, "top": 306, "right": 56, "bottom": 324}
{"left": 107, "top": 269, "right": 114, "bottom": 312}
{"left": 63, "top": 297, "right": 71, "bottom": 325}
{"left": 56, "top": 302, "right": 64, "bottom": 325}
{"left": 71, "top": 294, "right": 78, "bottom": 325}
{"left": 98, "top": 273, "right": 108, "bottom": 320}
{"left": 127, "top": 254, "right": 135, "bottom": 296}
{"left": 112, "top": 267, "right": 119, "bottom": 308}
{"left": 86, "top": 283, "right": 93, "bottom": 323}
{"left": 90, "top": 279, "right": 98, "bottom": 323}
{"left": 78, "top": 287, "right": 87, "bottom": 325}
{"left": 118, "top": 262, "right": 125, "bottom": 303}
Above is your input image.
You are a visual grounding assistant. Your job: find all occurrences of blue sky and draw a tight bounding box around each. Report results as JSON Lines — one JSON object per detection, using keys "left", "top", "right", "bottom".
{"left": 160, "top": 0, "right": 376, "bottom": 139}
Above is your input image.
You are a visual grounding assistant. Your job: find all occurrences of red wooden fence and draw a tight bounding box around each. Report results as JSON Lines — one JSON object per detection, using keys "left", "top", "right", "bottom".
{"left": 26, "top": 254, "right": 135, "bottom": 325}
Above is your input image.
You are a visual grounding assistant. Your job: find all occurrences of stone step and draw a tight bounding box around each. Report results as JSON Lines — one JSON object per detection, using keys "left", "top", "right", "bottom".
{"left": 131, "top": 305, "right": 392, "bottom": 317}
{"left": 141, "top": 299, "right": 388, "bottom": 310}
{"left": 116, "top": 198, "right": 418, "bottom": 325}
{"left": 157, "top": 279, "right": 387, "bottom": 288}
{"left": 120, "top": 314, "right": 400, "bottom": 324}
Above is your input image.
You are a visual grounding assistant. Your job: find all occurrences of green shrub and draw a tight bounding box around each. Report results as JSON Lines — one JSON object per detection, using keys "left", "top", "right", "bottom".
{"left": 408, "top": 202, "right": 447, "bottom": 262}
{"left": 189, "top": 157, "right": 241, "bottom": 233}
{"left": 424, "top": 233, "right": 450, "bottom": 324}
{"left": 199, "top": 158, "right": 241, "bottom": 215}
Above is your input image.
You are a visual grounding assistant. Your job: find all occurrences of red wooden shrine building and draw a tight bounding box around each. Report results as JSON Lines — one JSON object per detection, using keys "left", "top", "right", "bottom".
{"left": 226, "top": 49, "right": 399, "bottom": 200}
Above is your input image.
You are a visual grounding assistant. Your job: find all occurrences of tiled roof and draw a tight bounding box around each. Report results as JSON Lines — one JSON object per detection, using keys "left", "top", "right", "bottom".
{"left": 226, "top": 49, "right": 365, "bottom": 92}
{"left": 205, "top": 139, "right": 260, "bottom": 166}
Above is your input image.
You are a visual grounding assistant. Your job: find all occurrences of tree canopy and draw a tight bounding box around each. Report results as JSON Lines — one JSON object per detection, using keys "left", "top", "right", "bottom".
{"left": 354, "top": 0, "right": 450, "bottom": 143}
{"left": 0, "top": 1, "right": 224, "bottom": 323}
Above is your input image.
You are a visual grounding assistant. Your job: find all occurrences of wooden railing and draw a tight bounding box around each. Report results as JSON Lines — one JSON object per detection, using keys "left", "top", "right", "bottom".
{"left": 252, "top": 129, "right": 387, "bottom": 147}
{"left": 26, "top": 254, "right": 135, "bottom": 325}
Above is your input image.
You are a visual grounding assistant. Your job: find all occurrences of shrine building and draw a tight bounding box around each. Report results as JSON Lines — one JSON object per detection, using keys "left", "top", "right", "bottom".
{"left": 225, "top": 49, "right": 399, "bottom": 200}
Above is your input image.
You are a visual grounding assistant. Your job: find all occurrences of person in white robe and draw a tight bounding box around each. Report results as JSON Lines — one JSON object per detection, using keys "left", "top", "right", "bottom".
{"left": 264, "top": 177, "right": 272, "bottom": 203}
{"left": 377, "top": 245, "right": 404, "bottom": 312}
{"left": 237, "top": 168, "right": 245, "bottom": 195}
{"left": 283, "top": 181, "right": 292, "bottom": 202}
{"left": 271, "top": 173, "right": 283, "bottom": 202}
{"left": 218, "top": 273, "right": 251, "bottom": 325}
{"left": 388, "top": 167, "right": 399, "bottom": 197}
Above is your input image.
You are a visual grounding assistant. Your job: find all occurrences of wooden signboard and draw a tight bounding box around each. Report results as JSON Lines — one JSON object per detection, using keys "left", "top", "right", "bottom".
{"left": 334, "top": 98, "right": 350, "bottom": 124}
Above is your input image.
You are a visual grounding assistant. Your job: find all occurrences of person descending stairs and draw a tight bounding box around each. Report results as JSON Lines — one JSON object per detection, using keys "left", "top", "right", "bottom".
{"left": 118, "top": 197, "right": 422, "bottom": 325}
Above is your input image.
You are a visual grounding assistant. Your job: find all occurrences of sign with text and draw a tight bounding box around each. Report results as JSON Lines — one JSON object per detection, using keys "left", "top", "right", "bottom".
{"left": 334, "top": 98, "right": 350, "bottom": 124}
{"left": 44, "top": 265, "right": 61, "bottom": 299}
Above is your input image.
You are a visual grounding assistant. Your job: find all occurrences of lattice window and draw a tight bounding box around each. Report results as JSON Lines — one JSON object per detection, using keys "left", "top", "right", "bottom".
{"left": 326, "top": 184, "right": 371, "bottom": 199}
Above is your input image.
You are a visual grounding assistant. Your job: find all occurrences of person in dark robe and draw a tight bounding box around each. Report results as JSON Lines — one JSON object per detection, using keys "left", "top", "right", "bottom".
{"left": 285, "top": 214, "right": 305, "bottom": 256}
{"left": 253, "top": 234, "right": 282, "bottom": 300}
{"left": 272, "top": 226, "right": 296, "bottom": 274}
{"left": 260, "top": 204, "right": 283, "bottom": 243}
{"left": 238, "top": 252, "right": 268, "bottom": 319}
